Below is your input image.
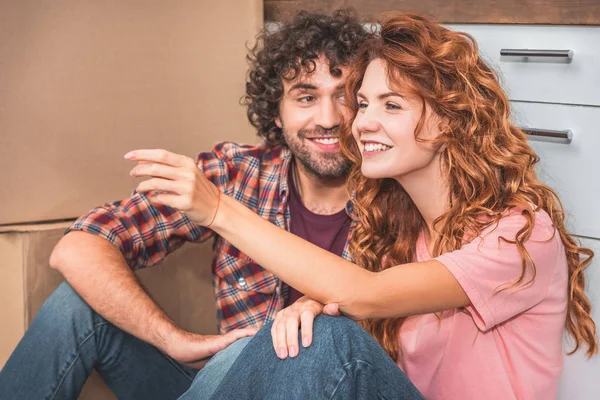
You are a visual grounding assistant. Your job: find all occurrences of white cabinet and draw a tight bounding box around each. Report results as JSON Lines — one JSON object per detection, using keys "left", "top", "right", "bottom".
{"left": 558, "top": 236, "right": 600, "bottom": 400}
{"left": 449, "top": 25, "right": 600, "bottom": 106}
{"left": 511, "top": 102, "right": 600, "bottom": 239}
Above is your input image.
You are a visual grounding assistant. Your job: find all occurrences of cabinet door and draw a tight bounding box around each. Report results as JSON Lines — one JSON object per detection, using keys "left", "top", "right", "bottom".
{"left": 558, "top": 236, "right": 600, "bottom": 399}
{"left": 0, "top": 0, "right": 263, "bottom": 225}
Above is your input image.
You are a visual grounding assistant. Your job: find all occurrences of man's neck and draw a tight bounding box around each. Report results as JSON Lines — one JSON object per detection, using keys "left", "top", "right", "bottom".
{"left": 292, "top": 160, "right": 349, "bottom": 215}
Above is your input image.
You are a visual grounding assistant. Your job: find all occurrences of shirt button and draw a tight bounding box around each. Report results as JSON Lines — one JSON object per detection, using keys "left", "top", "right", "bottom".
{"left": 238, "top": 277, "right": 247, "bottom": 287}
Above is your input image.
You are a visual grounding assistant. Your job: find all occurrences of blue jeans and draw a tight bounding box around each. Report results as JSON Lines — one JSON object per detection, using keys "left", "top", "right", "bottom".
{"left": 179, "top": 336, "right": 251, "bottom": 399}
{"left": 210, "top": 315, "right": 424, "bottom": 400}
{"left": 0, "top": 281, "right": 248, "bottom": 400}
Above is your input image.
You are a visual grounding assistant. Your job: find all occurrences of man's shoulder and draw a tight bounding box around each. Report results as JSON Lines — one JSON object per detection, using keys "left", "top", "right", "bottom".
{"left": 199, "top": 141, "right": 290, "bottom": 167}
{"left": 198, "top": 141, "right": 291, "bottom": 197}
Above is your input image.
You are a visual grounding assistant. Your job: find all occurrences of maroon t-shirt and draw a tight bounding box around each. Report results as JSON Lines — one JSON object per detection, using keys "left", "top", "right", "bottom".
{"left": 284, "top": 168, "right": 352, "bottom": 307}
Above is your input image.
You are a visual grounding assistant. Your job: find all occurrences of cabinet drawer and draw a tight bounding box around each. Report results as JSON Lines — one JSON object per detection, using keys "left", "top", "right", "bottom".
{"left": 450, "top": 25, "right": 600, "bottom": 106}
{"left": 511, "top": 101, "right": 600, "bottom": 238}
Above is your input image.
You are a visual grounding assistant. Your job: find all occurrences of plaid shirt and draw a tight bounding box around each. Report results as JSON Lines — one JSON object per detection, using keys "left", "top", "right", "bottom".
{"left": 67, "top": 142, "right": 353, "bottom": 333}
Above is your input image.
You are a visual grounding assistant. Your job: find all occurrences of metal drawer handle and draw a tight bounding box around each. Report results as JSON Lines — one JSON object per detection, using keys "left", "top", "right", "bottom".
{"left": 522, "top": 128, "right": 573, "bottom": 144}
{"left": 500, "top": 49, "right": 574, "bottom": 60}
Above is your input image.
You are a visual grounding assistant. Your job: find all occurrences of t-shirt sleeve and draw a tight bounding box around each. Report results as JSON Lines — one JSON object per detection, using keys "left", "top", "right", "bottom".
{"left": 435, "top": 211, "right": 561, "bottom": 332}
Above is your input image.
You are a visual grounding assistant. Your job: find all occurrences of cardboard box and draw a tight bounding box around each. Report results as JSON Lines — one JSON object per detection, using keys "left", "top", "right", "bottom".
{"left": 0, "top": 0, "right": 263, "bottom": 225}
{"left": 0, "top": 222, "right": 219, "bottom": 399}
{"left": 0, "top": 1, "right": 262, "bottom": 397}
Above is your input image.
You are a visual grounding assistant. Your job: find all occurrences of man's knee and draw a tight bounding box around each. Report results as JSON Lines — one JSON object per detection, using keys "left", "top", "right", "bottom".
{"left": 249, "top": 316, "right": 368, "bottom": 356}
{"left": 34, "top": 281, "right": 98, "bottom": 329}
{"left": 313, "top": 315, "right": 365, "bottom": 340}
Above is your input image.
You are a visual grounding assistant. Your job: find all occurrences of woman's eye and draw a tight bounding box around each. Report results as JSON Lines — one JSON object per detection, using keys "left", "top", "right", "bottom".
{"left": 386, "top": 102, "right": 402, "bottom": 110}
{"left": 358, "top": 102, "right": 368, "bottom": 109}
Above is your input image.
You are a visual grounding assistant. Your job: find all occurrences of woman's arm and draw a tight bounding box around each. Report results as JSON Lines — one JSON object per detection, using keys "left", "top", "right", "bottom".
{"left": 215, "top": 194, "right": 469, "bottom": 320}
{"left": 127, "top": 149, "right": 469, "bottom": 320}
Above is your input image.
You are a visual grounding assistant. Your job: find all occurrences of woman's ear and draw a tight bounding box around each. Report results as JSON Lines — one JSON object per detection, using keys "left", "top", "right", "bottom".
{"left": 421, "top": 105, "right": 446, "bottom": 142}
{"left": 435, "top": 117, "right": 451, "bottom": 154}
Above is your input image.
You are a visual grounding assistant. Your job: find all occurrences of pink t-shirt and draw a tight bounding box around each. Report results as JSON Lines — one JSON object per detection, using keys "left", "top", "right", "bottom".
{"left": 399, "top": 210, "right": 568, "bottom": 399}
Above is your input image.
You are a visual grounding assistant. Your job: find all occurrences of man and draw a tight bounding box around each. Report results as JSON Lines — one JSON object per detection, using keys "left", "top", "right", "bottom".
{"left": 0, "top": 9, "right": 369, "bottom": 400}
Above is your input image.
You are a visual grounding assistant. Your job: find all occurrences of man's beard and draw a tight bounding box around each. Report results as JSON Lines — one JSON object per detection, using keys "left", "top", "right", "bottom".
{"left": 283, "top": 126, "right": 351, "bottom": 180}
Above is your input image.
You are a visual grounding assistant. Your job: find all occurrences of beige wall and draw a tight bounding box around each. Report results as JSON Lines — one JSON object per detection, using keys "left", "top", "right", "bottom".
{"left": 0, "top": 0, "right": 262, "bottom": 225}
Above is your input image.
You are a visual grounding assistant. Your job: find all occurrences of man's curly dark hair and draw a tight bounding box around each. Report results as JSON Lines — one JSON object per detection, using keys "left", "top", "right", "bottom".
{"left": 243, "top": 9, "right": 369, "bottom": 147}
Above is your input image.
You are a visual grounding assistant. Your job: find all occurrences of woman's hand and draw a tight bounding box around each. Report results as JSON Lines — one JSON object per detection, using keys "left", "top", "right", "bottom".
{"left": 125, "top": 149, "right": 219, "bottom": 226}
{"left": 271, "top": 296, "right": 340, "bottom": 359}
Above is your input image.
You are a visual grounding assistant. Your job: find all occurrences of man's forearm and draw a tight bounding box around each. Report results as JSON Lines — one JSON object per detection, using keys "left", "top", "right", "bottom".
{"left": 49, "top": 231, "right": 183, "bottom": 354}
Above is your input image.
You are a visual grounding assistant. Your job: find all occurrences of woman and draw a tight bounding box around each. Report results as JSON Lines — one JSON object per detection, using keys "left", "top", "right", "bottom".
{"left": 127, "top": 13, "right": 597, "bottom": 399}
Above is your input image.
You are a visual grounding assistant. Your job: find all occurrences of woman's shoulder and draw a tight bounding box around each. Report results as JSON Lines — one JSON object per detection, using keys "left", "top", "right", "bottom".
{"left": 483, "top": 207, "right": 557, "bottom": 241}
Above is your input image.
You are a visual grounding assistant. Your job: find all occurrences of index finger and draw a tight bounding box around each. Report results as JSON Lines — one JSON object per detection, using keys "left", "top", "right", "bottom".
{"left": 124, "top": 149, "right": 186, "bottom": 167}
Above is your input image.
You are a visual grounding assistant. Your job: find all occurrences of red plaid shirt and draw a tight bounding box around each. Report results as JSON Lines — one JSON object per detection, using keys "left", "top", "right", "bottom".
{"left": 67, "top": 142, "right": 353, "bottom": 333}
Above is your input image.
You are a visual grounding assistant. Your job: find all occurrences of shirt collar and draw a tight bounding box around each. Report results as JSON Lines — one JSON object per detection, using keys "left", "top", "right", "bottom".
{"left": 278, "top": 146, "right": 293, "bottom": 199}
{"left": 277, "top": 146, "right": 354, "bottom": 218}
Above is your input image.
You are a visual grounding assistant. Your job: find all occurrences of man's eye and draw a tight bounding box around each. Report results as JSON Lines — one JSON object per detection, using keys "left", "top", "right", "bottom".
{"left": 298, "top": 96, "right": 315, "bottom": 103}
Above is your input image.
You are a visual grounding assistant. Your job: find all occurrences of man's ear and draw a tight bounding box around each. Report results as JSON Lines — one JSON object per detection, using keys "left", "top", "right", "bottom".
{"left": 275, "top": 117, "right": 282, "bottom": 129}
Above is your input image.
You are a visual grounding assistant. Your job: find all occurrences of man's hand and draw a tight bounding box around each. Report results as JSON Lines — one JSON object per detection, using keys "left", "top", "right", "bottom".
{"left": 125, "top": 149, "right": 219, "bottom": 226}
{"left": 166, "top": 327, "right": 258, "bottom": 369}
{"left": 271, "top": 296, "right": 340, "bottom": 360}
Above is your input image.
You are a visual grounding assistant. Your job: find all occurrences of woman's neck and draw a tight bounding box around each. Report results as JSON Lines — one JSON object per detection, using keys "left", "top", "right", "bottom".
{"left": 396, "top": 156, "right": 448, "bottom": 253}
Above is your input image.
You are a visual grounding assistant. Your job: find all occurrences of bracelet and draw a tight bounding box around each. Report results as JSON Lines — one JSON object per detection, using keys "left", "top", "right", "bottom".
{"left": 206, "top": 188, "right": 221, "bottom": 228}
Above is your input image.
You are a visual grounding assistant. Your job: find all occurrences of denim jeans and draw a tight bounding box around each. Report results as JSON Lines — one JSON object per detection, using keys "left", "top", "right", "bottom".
{"left": 210, "top": 315, "right": 424, "bottom": 400}
{"left": 179, "top": 336, "right": 252, "bottom": 399}
{"left": 0, "top": 281, "right": 248, "bottom": 400}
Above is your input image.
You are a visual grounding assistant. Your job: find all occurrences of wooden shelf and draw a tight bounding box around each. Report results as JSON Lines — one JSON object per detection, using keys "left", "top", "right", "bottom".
{"left": 265, "top": 0, "right": 600, "bottom": 25}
